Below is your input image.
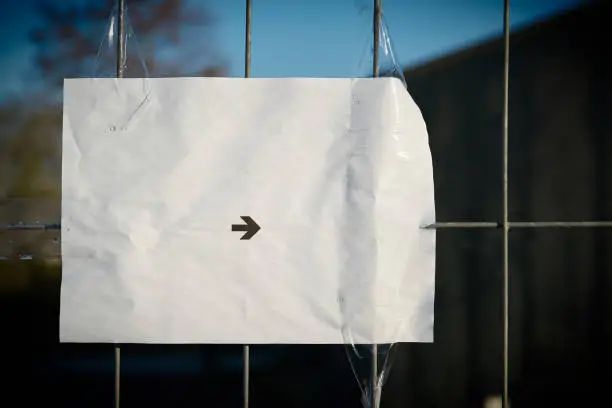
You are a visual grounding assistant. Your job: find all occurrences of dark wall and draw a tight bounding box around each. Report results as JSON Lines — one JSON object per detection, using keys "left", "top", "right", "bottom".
{"left": 396, "top": 2, "right": 612, "bottom": 407}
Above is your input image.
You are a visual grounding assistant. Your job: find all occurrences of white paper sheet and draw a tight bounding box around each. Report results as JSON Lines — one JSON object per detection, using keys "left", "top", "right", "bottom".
{"left": 60, "top": 77, "right": 435, "bottom": 344}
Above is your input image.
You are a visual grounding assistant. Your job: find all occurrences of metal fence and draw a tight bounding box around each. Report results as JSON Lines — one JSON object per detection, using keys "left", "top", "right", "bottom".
{"left": 2, "top": 0, "right": 610, "bottom": 407}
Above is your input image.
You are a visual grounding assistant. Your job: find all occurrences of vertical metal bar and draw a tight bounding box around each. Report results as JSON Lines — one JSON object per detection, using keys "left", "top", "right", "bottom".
{"left": 502, "top": 0, "right": 511, "bottom": 407}
{"left": 245, "top": 0, "right": 252, "bottom": 79}
{"left": 371, "top": 1, "right": 382, "bottom": 407}
{"left": 373, "top": 0, "right": 381, "bottom": 78}
{"left": 243, "top": 2, "right": 252, "bottom": 408}
{"left": 114, "top": 345, "right": 121, "bottom": 408}
{"left": 243, "top": 345, "right": 250, "bottom": 408}
{"left": 116, "top": 0, "right": 126, "bottom": 79}
{"left": 115, "top": 2, "right": 126, "bottom": 408}
{"left": 370, "top": 346, "right": 379, "bottom": 408}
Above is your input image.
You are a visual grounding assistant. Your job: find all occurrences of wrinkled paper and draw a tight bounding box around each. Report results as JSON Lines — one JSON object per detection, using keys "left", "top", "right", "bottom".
{"left": 60, "top": 77, "right": 435, "bottom": 344}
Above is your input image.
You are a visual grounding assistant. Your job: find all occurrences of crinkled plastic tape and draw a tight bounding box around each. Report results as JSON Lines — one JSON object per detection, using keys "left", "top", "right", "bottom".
{"left": 92, "top": 4, "right": 151, "bottom": 131}
{"left": 341, "top": 11, "right": 408, "bottom": 408}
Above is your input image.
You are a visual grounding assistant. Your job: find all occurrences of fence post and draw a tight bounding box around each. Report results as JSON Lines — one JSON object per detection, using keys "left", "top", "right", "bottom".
{"left": 114, "top": 1, "right": 126, "bottom": 407}
{"left": 371, "top": 0, "right": 382, "bottom": 407}
{"left": 502, "top": 0, "right": 511, "bottom": 407}
{"left": 243, "top": 1, "right": 252, "bottom": 408}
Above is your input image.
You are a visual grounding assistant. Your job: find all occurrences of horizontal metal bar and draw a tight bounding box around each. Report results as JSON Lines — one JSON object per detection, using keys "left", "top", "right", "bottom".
{"left": 424, "top": 222, "right": 500, "bottom": 229}
{"left": 0, "top": 255, "right": 44, "bottom": 261}
{"left": 4, "top": 222, "right": 499, "bottom": 231}
{"left": 3, "top": 219, "right": 612, "bottom": 261}
{"left": 0, "top": 223, "right": 60, "bottom": 231}
{"left": 425, "top": 221, "right": 612, "bottom": 229}
{"left": 3, "top": 221, "right": 612, "bottom": 232}
{"left": 509, "top": 221, "right": 612, "bottom": 228}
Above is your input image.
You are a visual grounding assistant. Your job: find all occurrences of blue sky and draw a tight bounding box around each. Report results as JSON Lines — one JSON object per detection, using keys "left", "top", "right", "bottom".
{"left": 0, "top": 0, "right": 589, "bottom": 101}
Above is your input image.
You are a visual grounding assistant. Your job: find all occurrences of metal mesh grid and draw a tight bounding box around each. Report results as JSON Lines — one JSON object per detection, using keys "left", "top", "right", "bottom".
{"left": 2, "top": 1, "right": 609, "bottom": 407}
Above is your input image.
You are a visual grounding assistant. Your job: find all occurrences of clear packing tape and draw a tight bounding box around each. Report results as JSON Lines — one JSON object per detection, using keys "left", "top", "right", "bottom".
{"left": 347, "top": 13, "right": 408, "bottom": 408}
{"left": 94, "top": 4, "right": 149, "bottom": 79}
{"left": 73, "top": 5, "right": 420, "bottom": 408}
{"left": 355, "top": 14, "right": 407, "bottom": 87}
{"left": 93, "top": 4, "right": 152, "bottom": 133}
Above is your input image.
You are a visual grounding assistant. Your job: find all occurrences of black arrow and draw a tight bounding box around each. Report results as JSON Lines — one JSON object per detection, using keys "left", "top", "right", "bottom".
{"left": 231, "top": 216, "right": 261, "bottom": 240}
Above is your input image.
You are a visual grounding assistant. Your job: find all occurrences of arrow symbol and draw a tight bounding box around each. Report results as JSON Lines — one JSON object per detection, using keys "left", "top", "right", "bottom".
{"left": 231, "top": 216, "right": 261, "bottom": 240}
